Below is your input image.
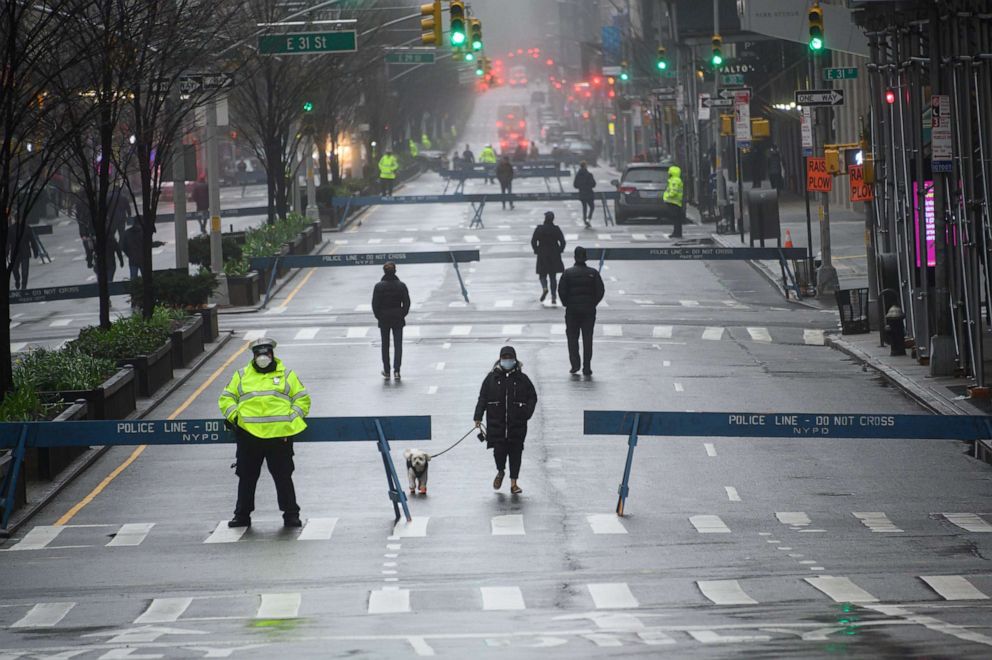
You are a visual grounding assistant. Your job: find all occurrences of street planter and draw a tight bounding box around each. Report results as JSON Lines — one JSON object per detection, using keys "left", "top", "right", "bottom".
{"left": 302, "top": 227, "right": 315, "bottom": 252}
{"left": 228, "top": 272, "right": 259, "bottom": 306}
{"left": 254, "top": 259, "right": 275, "bottom": 295}
{"left": 319, "top": 205, "right": 339, "bottom": 230}
{"left": 276, "top": 245, "right": 291, "bottom": 279}
{"left": 119, "top": 340, "right": 173, "bottom": 397}
{"left": 195, "top": 303, "right": 220, "bottom": 343}
{"left": 0, "top": 449, "right": 26, "bottom": 511}
{"left": 311, "top": 221, "right": 322, "bottom": 248}
{"left": 289, "top": 234, "right": 305, "bottom": 256}
{"left": 32, "top": 400, "right": 89, "bottom": 481}
{"left": 170, "top": 315, "right": 205, "bottom": 369}
{"left": 41, "top": 366, "right": 137, "bottom": 421}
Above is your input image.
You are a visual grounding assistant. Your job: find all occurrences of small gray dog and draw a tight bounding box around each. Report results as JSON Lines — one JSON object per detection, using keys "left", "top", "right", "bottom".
{"left": 403, "top": 448, "right": 430, "bottom": 495}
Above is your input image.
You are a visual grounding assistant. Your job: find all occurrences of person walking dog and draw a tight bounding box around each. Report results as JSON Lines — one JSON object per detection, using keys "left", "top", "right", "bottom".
{"left": 531, "top": 211, "right": 566, "bottom": 304}
{"left": 473, "top": 346, "right": 537, "bottom": 495}
{"left": 372, "top": 261, "right": 410, "bottom": 380}
{"left": 557, "top": 246, "right": 606, "bottom": 376}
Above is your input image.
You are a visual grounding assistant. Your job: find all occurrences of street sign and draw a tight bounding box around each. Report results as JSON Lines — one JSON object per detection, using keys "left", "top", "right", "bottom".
{"left": 734, "top": 91, "right": 751, "bottom": 148}
{"left": 795, "top": 89, "right": 845, "bottom": 107}
{"left": 823, "top": 67, "right": 859, "bottom": 81}
{"left": 800, "top": 107, "right": 813, "bottom": 157}
{"left": 385, "top": 52, "right": 436, "bottom": 64}
{"left": 698, "top": 93, "right": 711, "bottom": 120}
{"left": 931, "top": 94, "right": 952, "bottom": 173}
{"left": 177, "top": 73, "right": 233, "bottom": 95}
{"left": 602, "top": 65, "right": 622, "bottom": 76}
{"left": 719, "top": 86, "right": 750, "bottom": 100}
{"left": 849, "top": 165, "right": 874, "bottom": 202}
{"left": 258, "top": 31, "right": 357, "bottom": 56}
{"left": 652, "top": 88, "right": 676, "bottom": 100}
{"left": 807, "top": 157, "right": 832, "bottom": 192}
{"left": 721, "top": 73, "right": 745, "bottom": 85}
{"left": 701, "top": 97, "right": 733, "bottom": 108}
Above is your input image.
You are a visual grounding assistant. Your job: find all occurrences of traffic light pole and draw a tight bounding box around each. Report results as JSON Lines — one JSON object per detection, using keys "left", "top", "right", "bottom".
{"left": 206, "top": 99, "right": 229, "bottom": 305}
{"left": 305, "top": 134, "right": 318, "bottom": 220}
{"left": 811, "top": 52, "right": 839, "bottom": 298}
{"left": 170, "top": 92, "right": 188, "bottom": 270}
{"left": 712, "top": 0, "right": 727, "bottom": 225}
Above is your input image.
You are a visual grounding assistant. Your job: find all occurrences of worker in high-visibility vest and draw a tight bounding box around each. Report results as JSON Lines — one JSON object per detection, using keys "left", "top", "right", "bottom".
{"left": 408, "top": 139, "right": 419, "bottom": 158}
{"left": 663, "top": 165, "right": 684, "bottom": 238}
{"left": 421, "top": 133, "right": 432, "bottom": 150}
{"left": 479, "top": 144, "right": 497, "bottom": 184}
{"left": 218, "top": 338, "right": 311, "bottom": 529}
{"left": 378, "top": 148, "right": 399, "bottom": 197}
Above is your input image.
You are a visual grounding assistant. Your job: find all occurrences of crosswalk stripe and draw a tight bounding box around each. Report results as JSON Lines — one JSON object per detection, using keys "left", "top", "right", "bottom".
{"left": 638, "top": 631, "right": 677, "bottom": 645}
{"left": 805, "top": 576, "right": 879, "bottom": 603}
{"left": 367, "top": 238, "right": 382, "bottom": 244}
{"left": 632, "top": 233, "right": 648, "bottom": 241}
{"left": 804, "top": 329, "right": 826, "bottom": 345}
{"left": 450, "top": 325, "right": 472, "bottom": 336}
{"left": 497, "top": 235, "right": 512, "bottom": 242}
{"left": 405, "top": 326, "right": 421, "bottom": 337}
{"left": 747, "top": 327, "right": 772, "bottom": 342}
{"left": 49, "top": 318, "right": 71, "bottom": 327}
{"left": 679, "top": 300, "right": 699, "bottom": 307}
{"left": 494, "top": 300, "right": 513, "bottom": 308}
{"left": 491, "top": 514, "right": 525, "bottom": 536}
{"left": 135, "top": 597, "right": 193, "bottom": 624}
{"left": 588, "top": 583, "right": 639, "bottom": 609}
{"left": 597, "top": 234, "right": 612, "bottom": 240}
{"left": 432, "top": 236, "right": 446, "bottom": 243}
{"left": 9, "top": 321, "right": 20, "bottom": 330}
{"left": 702, "top": 327, "right": 724, "bottom": 341}
{"left": 697, "top": 580, "right": 758, "bottom": 605}
{"left": 265, "top": 307, "right": 288, "bottom": 315}
{"left": 297, "top": 517, "right": 338, "bottom": 541}
{"left": 776, "top": 512, "right": 812, "bottom": 528}
{"left": 294, "top": 327, "right": 320, "bottom": 341}
{"left": 11, "top": 602, "right": 75, "bottom": 628}
{"left": 346, "top": 327, "right": 369, "bottom": 338}
{"left": 690, "top": 515, "right": 731, "bottom": 533}
{"left": 565, "top": 233, "right": 579, "bottom": 241}
{"left": 399, "top": 237, "right": 415, "bottom": 244}
{"left": 502, "top": 324, "right": 523, "bottom": 335}
{"left": 920, "top": 575, "right": 990, "bottom": 600}
{"left": 602, "top": 324, "right": 623, "bottom": 337}
{"left": 256, "top": 593, "right": 301, "bottom": 619}
{"left": 10, "top": 342, "right": 27, "bottom": 353}
{"left": 243, "top": 330, "right": 268, "bottom": 342}
{"left": 942, "top": 513, "right": 992, "bottom": 532}
{"left": 652, "top": 326, "right": 673, "bottom": 338}
{"left": 853, "top": 512, "right": 903, "bottom": 533}
{"left": 10, "top": 525, "right": 64, "bottom": 551}
{"left": 480, "top": 586, "right": 526, "bottom": 611}
{"left": 368, "top": 588, "right": 410, "bottom": 614}
{"left": 550, "top": 324, "right": 565, "bottom": 335}
{"left": 464, "top": 235, "right": 480, "bottom": 243}
{"left": 204, "top": 521, "right": 248, "bottom": 544}
{"left": 393, "top": 517, "right": 429, "bottom": 538}
{"left": 585, "top": 633, "right": 623, "bottom": 647}
{"left": 107, "top": 523, "right": 155, "bottom": 547}
{"left": 586, "top": 514, "right": 628, "bottom": 534}
{"left": 354, "top": 303, "right": 372, "bottom": 312}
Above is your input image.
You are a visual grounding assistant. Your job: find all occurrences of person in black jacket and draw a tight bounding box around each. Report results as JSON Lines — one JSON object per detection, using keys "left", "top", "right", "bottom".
{"left": 371, "top": 261, "right": 411, "bottom": 379}
{"left": 473, "top": 346, "right": 538, "bottom": 494}
{"left": 531, "top": 211, "right": 566, "bottom": 304}
{"left": 573, "top": 161, "right": 597, "bottom": 228}
{"left": 496, "top": 156, "right": 514, "bottom": 209}
{"left": 557, "top": 246, "right": 606, "bottom": 376}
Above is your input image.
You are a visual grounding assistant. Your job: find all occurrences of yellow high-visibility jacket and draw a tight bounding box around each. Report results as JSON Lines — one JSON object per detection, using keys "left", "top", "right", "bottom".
{"left": 479, "top": 147, "right": 497, "bottom": 164}
{"left": 378, "top": 154, "right": 399, "bottom": 180}
{"left": 218, "top": 359, "right": 310, "bottom": 439}
{"left": 663, "top": 165, "right": 684, "bottom": 207}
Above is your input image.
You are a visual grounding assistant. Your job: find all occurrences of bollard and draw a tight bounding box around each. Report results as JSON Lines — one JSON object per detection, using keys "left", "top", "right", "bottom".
{"left": 886, "top": 305, "right": 906, "bottom": 356}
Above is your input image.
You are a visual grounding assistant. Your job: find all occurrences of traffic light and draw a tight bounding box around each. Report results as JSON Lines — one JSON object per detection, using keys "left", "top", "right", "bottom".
{"left": 420, "top": 1, "right": 442, "bottom": 47}
{"left": 302, "top": 100, "right": 314, "bottom": 113}
{"left": 465, "top": 50, "right": 475, "bottom": 62}
{"left": 885, "top": 89, "right": 896, "bottom": 104}
{"left": 808, "top": 3, "right": 824, "bottom": 52}
{"left": 711, "top": 35, "right": 723, "bottom": 68}
{"left": 656, "top": 46, "right": 668, "bottom": 72}
{"left": 619, "top": 61, "right": 629, "bottom": 82}
{"left": 469, "top": 18, "right": 482, "bottom": 52}
{"left": 449, "top": 0, "right": 466, "bottom": 47}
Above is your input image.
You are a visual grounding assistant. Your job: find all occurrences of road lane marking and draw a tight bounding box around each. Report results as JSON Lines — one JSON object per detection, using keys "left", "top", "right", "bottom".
{"left": 804, "top": 329, "right": 826, "bottom": 345}
{"left": 354, "top": 303, "right": 372, "bottom": 312}
{"left": 494, "top": 300, "right": 513, "bottom": 308}
{"left": 550, "top": 324, "right": 565, "bottom": 335}
{"left": 464, "top": 235, "right": 480, "bottom": 243}
{"left": 204, "top": 521, "right": 248, "bottom": 544}
{"left": 602, "top": 324, "right": 623, "bottom": 337}
{"left": 368, "top": 238, "right": 382, "bottom": 244}
{"left": 11, "top": 602, "right": 75, "bottom": 628}
{"left": 491, "top": 514, "right": 525, "bottom": 536}
{"left": 244, "top": 330, "right": 268, "bottom": 341}
{"left": 673, "top": 382, "right": 684, "bottom": 392}
{"left": 293, "top": 327, "right": 320, "bottom": 341}
{"left": 920, "top": 576, "right": 989, "bottom": 600}
{"left": 724, "top": 487, "right": 741, "bottom": 502}
{"left": 853, "top": 512, "right": 903, "bottom": 533}
{"left": 747, "top": 327, "right": 772, "bottom": 342}
{"left": 346, "top": 327, "right": 369, "bottom": 338}
{"left": 805, "top": 576, "right": 879, "bottom": 603}
{"left": 49, "top": 318, "right": 72, "bottom": 327}
{"left": 702, "top": 327, "right": 724, "bottom": 341}
{"left": 704, "top": 443, "right": 717, "bottom": 457}
{"left": 393, "top": 517, "right": 429, "bottom": 537}
{"left": 481, "top": 587, "right": 526, "bottom": 611}
{"left": 679, "top": 300, "right": 699, "bottom": 307}
{"left": 586, "top": 514, "right": 628, "bottom": 534}
{"left": 597, "top": 234, "right": 612, "bottom": 240}
{"left": 689, "top": 630, "right": 772, "bottom": 644}
{"left": 588, "top": 583, "right": 639, "bottom": 609}
{"left": 107, "top": 523, "right": 155, "bottom": 547}
{"left": 10, "top": 525, "right": 65, "bottom": 550}
{"left": 502, "top": 324, "right": 523, "bottom": 335}
{"left": 399, "top": 237, "right": 415, "bottom": 244}
{"left": 10, "top": 342, "right": 27, "bottom": 353}
{"left": 632, "top": 233, "right": 647, "bottom": 241}
{"left": 405, "top": 326, "right": 420, "bottom": 337}
{"left": 368, "top": 589, "right": 410, "bottom": 614}
{"left": 652, "top": 326, "right": 673, "bottom": 338}
{"left": 497, "top": 235, "right": 512, "bottom": 242}
{"left": 135, "top": 598, "right": 193, "bottom": 624}
{"left": 264, "top": 307, "right": 288, "bottom": 315}
{"left": 432, "top": 236, "right": 446, "bottom": 243}
{"left": 663, "top": 360, "right": 671, "bottom": 366}
{"left": 427, "top": 386, "right": 438, "bottom": 395}
{"left": 256, "top": 593, "right": 301, "bottom": 619}
{"left": 690, "top": 515, "right": 731, "bottom": 533}
{"left": 435, "top": 362, "right": 445, "bottom": 371}
{"left": 298, "top": 517, "right": 338, "bottom": 541}
{"left": 584, "top": 633, "right": 622, "bottom": 647}
{"left": 697, "top": 580, "right": 758, "bottom": 605}
{"left": 942, "top": 513, "right": 992, "bottom": 532}
{"left": 450, "top": 325, "right": 472, "bottom": 336}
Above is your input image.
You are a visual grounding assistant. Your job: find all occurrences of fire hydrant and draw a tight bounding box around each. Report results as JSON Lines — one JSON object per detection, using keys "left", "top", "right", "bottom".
{"left": 886, "top": 305, "right": 906, "bottom": 356}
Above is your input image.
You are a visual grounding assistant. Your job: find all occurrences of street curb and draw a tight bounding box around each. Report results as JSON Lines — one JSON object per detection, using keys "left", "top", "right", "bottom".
{"left": 710, "top": 231, "right": 819, "bottom": 309}
{"left": 5, "top": 331, "right": 236, "bottom": 534}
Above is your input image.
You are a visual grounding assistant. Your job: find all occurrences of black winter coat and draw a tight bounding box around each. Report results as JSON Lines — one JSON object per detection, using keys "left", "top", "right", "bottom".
{"left": 474, "top": 364, "right": 538, "bottom": 443}
{"left": 371, "top": 273, "right": 410, "bottom": 328}
{"left": 558, "top": 262, "right": 605, "bottom": 313}
{"left": 531, "top": 222, "right": 565, "bottom": 275}
{"left": 573, "top": 168, "right": 596, "bottom": 201}
{"left": 496, "top": 161, "right": 514, "bottom": 185}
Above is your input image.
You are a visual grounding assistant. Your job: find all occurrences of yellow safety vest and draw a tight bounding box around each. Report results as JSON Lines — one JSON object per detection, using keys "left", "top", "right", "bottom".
{"left": 421, "top": 134, "right": 432, "bottom": 149}
{"left": 408, "top": 140, "right": 419, "bottom": 157}
{"left": 378, "top": 154, "right": 399, "bottom": 179}
{"left": 663, "top": 167, "right": 684, "bottom": 207}
{"left": 218, "top": 359, "right": 310, "bottom": 439}
{"left": 479, "top": 148, "right": 497, "bottom": 164}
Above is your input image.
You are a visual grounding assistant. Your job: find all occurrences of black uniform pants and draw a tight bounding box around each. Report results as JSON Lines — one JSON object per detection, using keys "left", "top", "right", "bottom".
{"left": 380, "top": 325, "right": 403, "bottom": 371}
{"left": 666, "top": 201, "right": 684, "bottom": 237}
{"left": 234, "top": 436, "right": 299, "bottom": 518}
{"left": 580, "top": 199, "right": 595, "bottom": 221}
{"left": 565, "top": 309, "right": 596, "bottom": 372}
{"left": 380, "top": 177, "right": 395, "bottom": 196}
{"left": 500, "top": 182, "right": 514, "bottom": 208}
{"left": 493, "top": 440, "right": 524, "bottom": 479}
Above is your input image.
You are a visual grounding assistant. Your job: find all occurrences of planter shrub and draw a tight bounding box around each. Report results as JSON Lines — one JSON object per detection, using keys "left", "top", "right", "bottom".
{"left": 128, "top": 269, "right": 219, "bottom": 310}
{"left": 14, "top": 347, "right": 118, "bottom": 395}
{"left": 69, "top": 308, "right": 173, "bottom": 362}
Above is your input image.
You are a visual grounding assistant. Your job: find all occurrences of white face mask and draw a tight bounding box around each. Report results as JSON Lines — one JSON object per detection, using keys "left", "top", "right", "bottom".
{"left": 254, "top": 354, "right": 273, "bottom": 369}
{"left": 500, "top": 359, "right": 516, "bottom": 371}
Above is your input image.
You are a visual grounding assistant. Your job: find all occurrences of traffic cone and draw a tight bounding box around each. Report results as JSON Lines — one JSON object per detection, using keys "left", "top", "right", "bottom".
{"left": 784, "top": 229, "right": 794, "bottom": 248}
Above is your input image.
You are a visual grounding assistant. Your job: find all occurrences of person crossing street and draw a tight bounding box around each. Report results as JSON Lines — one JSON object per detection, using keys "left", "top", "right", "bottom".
{"left": 557, "top": 246, "right": 606, "bottom": 376}
{"left": 573, "top": 161, "right": 597, "bottom": 228}
{"left": 372, "top": 261, "right": 411, "bottom": 380}
{"left": 531, "top": 211, "right": 566, "bottom": 304}
{"left": 218, "top": 338, "right": 311, "bottom": 529}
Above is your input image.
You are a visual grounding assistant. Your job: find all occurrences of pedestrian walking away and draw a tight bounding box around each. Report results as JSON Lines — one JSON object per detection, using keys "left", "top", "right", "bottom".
{"left": 557, "top": 246, "right": 606, "bottom": 376}
{"left": 496, "top": 156, "right": 515, "bottom": 209}
{"left": 462, "top": 144, "right": 475, "bottom": 164}
{"left": 122, "top": 218, "right": 164, "bottom": 281}
{"left": 372, "top": 261, "right": 411, "bottom": 380}
{"left": 237, "top": 159, "right": 248, "bottom": 197}
{"left": 378, "top": 148, "right": 399, "bottom": 197}
{"left": 531, "top": 211, "right": 566, "bottom": 304}
{"left": 218, "top": 338, "right": 311, "bottom": 529}
{"left": 573, "top": 161, "right": 597, "bottom": 228}
{"left": 663, "top": 165, "right": 684, "bottom": 239}
{"left": 6, "top": 219, "right": 40, "bottom": 291}
{"left": 473, "top": 346, "right": 538, "bottom": 495}
{"left": 74, "top": 197, "right": 95, "bottom": 269}
{"left": 192, "top": 178, "right": 209, "bottom": 234}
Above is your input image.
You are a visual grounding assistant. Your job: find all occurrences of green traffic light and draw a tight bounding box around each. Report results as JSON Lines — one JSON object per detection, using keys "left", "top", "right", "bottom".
{"left": 465, "top": 52, "right": 475, "bottom": 61}
{"left": 711, "top": 53, "right": 723, "bottom": 67}
{"left": 472, "top": 39, "right": 482, "bottom": 51}
{"left": 451, "top": 30, "right": 466, "bottom": 46}
{"left": 619, "top": 71, "right": 629, "bottom": 82}
{"left": 302, "top": 101, "right": 313, "bottom": 112}
{"left": 656, "top": 60, "right": 667, "bottom": 71}
{"left": 475, "top": 66, "right": 484, "bottom": 76}
{"left": 810, "top": 36, "right": 823, "bottom": 51}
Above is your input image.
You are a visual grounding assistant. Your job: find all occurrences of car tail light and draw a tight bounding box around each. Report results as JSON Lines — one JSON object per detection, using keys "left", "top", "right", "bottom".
{"left": 619, "top": 186, "right": 637, "bottom": 194}
{"left": 521, "top": 78, "right": 528, "bottom": 84}
{"left": 496, "top": 120, "right": 503, "bottom": 128}
{"left": 518, "top": 120, "right": 525, "bottom": 128}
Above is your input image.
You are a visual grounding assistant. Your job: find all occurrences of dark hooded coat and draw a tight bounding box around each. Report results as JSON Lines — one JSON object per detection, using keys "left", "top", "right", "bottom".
{"left": 473, "top": 346, "right": 538, "bottom": 444}
{"left": 371, "top": 272, "right": 410, "bottom": 328}
{"left": 531, "top": 217, "right": 566, "bottom": 275}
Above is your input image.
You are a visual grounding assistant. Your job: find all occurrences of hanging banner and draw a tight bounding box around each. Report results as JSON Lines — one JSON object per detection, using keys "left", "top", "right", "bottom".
{"left": 849, "top": 165, "right": 873, "bottom": 202}
{"left": 806, "top": 157, "right": 832, "bottom": 192}
{"left": 931, "top": 95, "right": 952, "bottom": 173}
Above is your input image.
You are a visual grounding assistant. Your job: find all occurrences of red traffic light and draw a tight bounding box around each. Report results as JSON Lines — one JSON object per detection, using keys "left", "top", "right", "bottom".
{"left": 885, "top": 89, "right": 896, "bottom": 104}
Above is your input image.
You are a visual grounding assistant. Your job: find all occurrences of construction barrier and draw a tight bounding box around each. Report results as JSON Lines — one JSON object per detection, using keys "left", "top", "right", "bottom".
{"left": 0, "top": 415, "right": 431, "bottom": 530}
{"left": 584, "top": 410, "right": 992, "bottom": 516}
{"left": 440, "top": 165, "right": 570, "bottom": 194}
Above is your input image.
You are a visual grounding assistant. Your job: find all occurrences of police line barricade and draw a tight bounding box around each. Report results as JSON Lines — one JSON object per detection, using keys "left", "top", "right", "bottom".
{"left": 330, "top": 191, "right": 619, "bottom": 230}
{"left": 0, "top": 415, "right": 432, "bottom": 530}
{"left": 156, "top": 205, "right": 269, "bottom": 223}
{"left": 248, "top": 250, "right": 480, "bottom": 308}
{"left": 585, "top": 246, "right": 809, "bottom": 299}
{"left": 9, "top": 267, "right": 190, "bottom": 304}
{"left": 440, "top": 165, "right": 570, "bottom": 194}
{"left": 584, "top": 410, "right": 992, "bottom": 516}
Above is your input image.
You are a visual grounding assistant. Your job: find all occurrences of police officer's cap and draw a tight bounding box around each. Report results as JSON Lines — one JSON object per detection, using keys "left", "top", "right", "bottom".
{"left": 249, "top": 337, "right": 277, "bottom": 352}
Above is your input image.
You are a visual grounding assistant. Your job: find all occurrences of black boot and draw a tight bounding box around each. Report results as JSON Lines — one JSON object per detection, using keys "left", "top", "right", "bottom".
{"left": 228, "top": 515, "right": 251, "bottom": 528}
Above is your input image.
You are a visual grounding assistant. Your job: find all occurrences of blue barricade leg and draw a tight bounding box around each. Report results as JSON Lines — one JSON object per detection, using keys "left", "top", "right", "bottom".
{"left": 260, "top": 256, "right": 281, "bottom": 309}
{"left": 469, "top": 199, "right": 486, "bottom": 229}
{"left": 375, "top": 419, "right": 412, "bottom": 523}
{"left": 556, "top": 176, "right": 564, "bottom": 193}
{"left": 598, "top": 249, "right": 607, "bottom": 273}
{"left": 1, "top": 425, "right": 28, "bottom": 531}
{"left": 616, "top": 413, "right": 640, "bottom": 517}
{"left": 450, "top": 253, "right": 471, "bottom": 303}
{"left": 342, "top": 198, "right": 353, "bottom": 227}
{"left": 601, "top": 194, "right": 614, "bottom": 226}
{"left": 777, "top": 250, "right": 802, "bottom": 299}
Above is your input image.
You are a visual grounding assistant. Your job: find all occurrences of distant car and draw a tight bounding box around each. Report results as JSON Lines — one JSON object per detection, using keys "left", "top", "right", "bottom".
{"left": 612, "top": 162, "right": 678, "bottom": 224}
{"left": 530, "top": 90, "right": 546, "bottom": 104}
{"left": 561, "top": 140, "right": 597, "bottom": 165}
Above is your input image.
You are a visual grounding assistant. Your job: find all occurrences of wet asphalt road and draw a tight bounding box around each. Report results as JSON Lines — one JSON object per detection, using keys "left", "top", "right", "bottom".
{"left": 3, "top": 86, "right": 992, "bottom": 659}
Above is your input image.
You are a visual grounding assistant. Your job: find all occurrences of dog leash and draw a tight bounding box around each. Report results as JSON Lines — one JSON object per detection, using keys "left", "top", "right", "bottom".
{"left": 430, "top": 425, "right": 485, "bottom": 459}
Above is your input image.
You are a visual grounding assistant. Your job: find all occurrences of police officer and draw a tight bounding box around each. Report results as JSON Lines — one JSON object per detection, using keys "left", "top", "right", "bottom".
{"left": 479, "top": 144, "right": 497, "bottom": 183}
{"left": 219, "top": 338, "right": 311, "bottom": 528}
{"left": 663, "top": 165, "right": 684, "bottom": 239}
{"left": 378, "top": 148, "right": 399, "bottom": 197}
